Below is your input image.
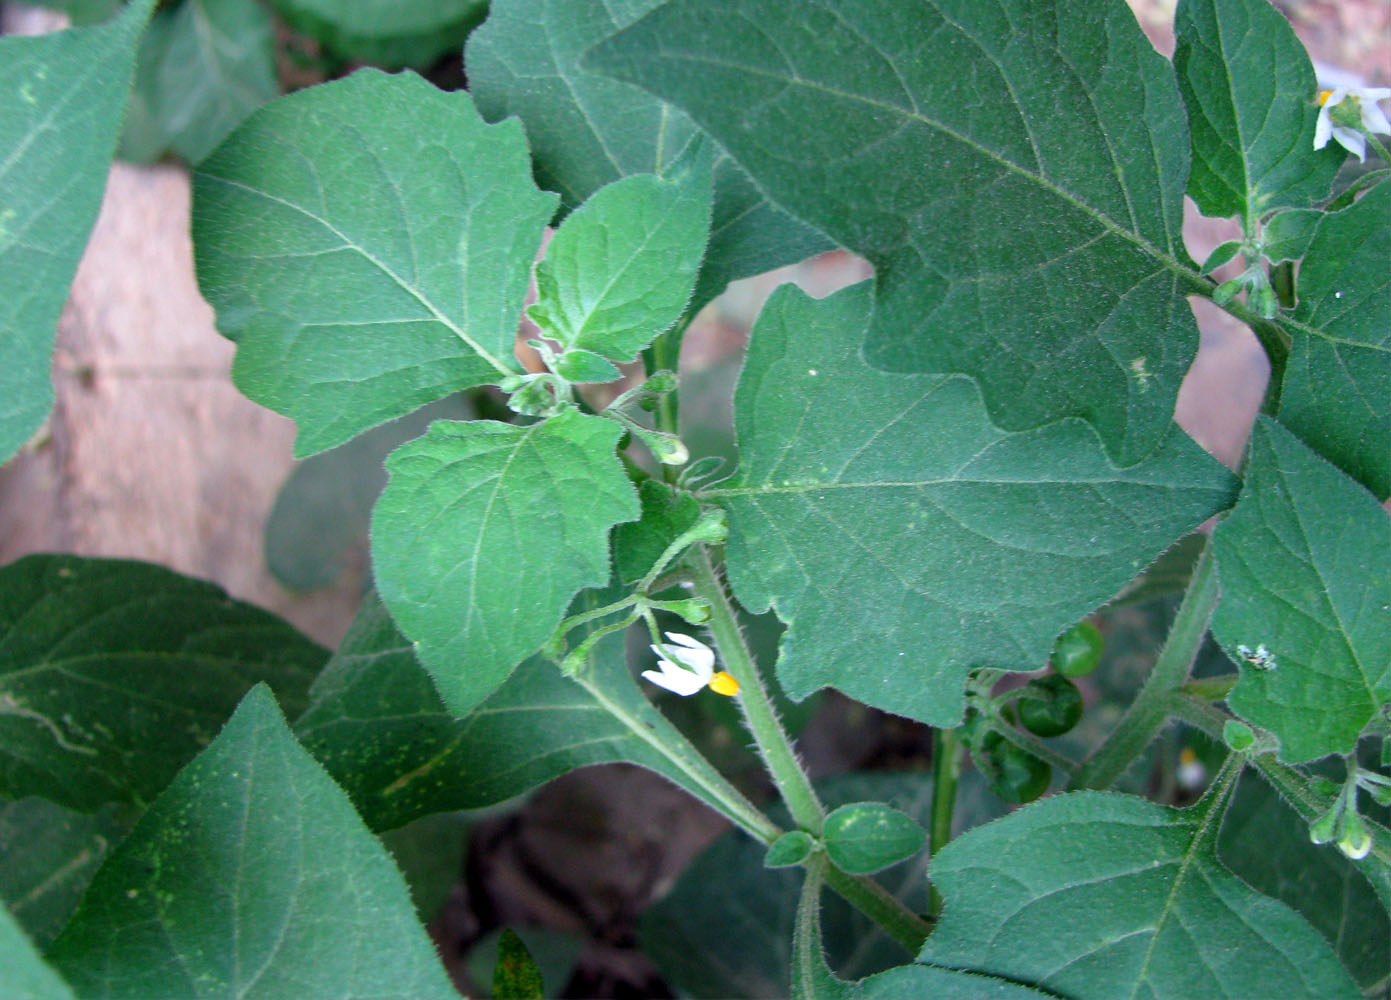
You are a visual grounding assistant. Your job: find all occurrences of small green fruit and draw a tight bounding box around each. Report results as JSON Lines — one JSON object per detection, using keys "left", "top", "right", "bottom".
{"left": 1050, "top": 620, "right": 1104, "bottom": 678}
{"left": 1016, "top": 674, "right": 1083, "bottom": 738}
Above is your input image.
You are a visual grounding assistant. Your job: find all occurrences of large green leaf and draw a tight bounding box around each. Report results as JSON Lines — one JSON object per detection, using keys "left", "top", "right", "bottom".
{"left": 1220, "top": 771, "right": 1390, "bottom": 989}
{"left": 1173, "top": 0, "right": 1339, "bottom": 222}
{"left": 0, "top": 798, "right": 125, "bottom": 949}
{"left": 589, "top": 0, "right": 1196, "bottom": 466}
{"left": 47, "top": 686, "right": 458, "bottom": 1000}
{"left": 270, "top": 0, "right": 486, "bottom": 68}
{"left": 466, "top": 0, "right": 833, "bottom": 310}
{"left": 0, "top": 555, "right": 325, "bottom": 810}
{"left": 0, "top": 0, "right": 152, "bottom": 465}
{"left": 1212, "top": 417, "right": 1391, "bottom": 763}
{"left": 1278, "top": 181, "right": 1391, "bottom": 500}
{"left": 192, "top": 68, "right": 557, "bottom": 457}
{"left": 921, "top": 789, "right": 1360, "bottom": 999}
{"left": 529, "top": 155, "right": 712, "bottom": 363}
{"left": 707, "top": 284, "right": 1235, "bottom": 726}
{"left": 295, "top": 592, "right": 757, "bottom": 832}
{"left": 121, "top": 0, "right": 278, "bottom": 165}
{"left": 0, "top": 905, "right": 74, "bottom": 1000}
{"left": 371, "top": 411, "right": 638, "bottom": 717}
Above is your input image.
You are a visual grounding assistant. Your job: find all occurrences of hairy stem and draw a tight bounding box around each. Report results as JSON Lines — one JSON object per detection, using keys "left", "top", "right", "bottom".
{"left": 690, "top": 546, "right": 828, "bottom": 832}
{"left": 928, "top": 727, "right": 961, "bottom": 918}
{"left": 1069, "top": 540, "right": 1219, "bottom": 790}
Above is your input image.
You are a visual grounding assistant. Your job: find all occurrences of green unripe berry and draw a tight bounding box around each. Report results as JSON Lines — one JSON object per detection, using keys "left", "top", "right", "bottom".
{"left": 1016, "top": 674, "right": 1084, "bottom": 738}
{"left": 1050, "top": 620, "right": 1104, "bottom": 678}
{"left": 977, "top": 731, "right": 1051, "bottom": 804}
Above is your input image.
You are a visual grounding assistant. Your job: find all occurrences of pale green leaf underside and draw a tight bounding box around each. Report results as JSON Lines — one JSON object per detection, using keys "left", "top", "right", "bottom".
{"left": 0, "top": 555, "right": 325, "bottom": 811}
{"left": 371, "top": 410, "right": 638, "bottom": 718}
{"left": 269, "top": 0, "right": 486, "bottom": 69}
{"left": 1279, "top": 180, "right": 1391, "bottom": 500}
{"left": 710, "top": 284, "right": 1235, "bottom": 726}
{"left": 1173, "top": 0, "right": 1338, "bottom": 221}
{"left": 47, "top": 686, "right": 458, "bottom": 1000}
{"left": 295, "top": 591, "right": 754, "bottom": 832}
{"left": 466, "top": 0, "right": 833, "bottom": 310}
{"left": 0, "top": 0, "right": 151, "bottom": 465}
{"left": 589, "top": 0, "right": 1196, "bottom": 466}
{"left": 192, "top": 68, "right": 557, "bottom": 457}
{"left": 530, "top": 162, "right": 712, "bottom": 362}
{"left": 122, "top": 0, "right": 278, "bottom": 165}
{"left": 0, "top": 905, "right": 75, "bottom": 1000}
{"left": 921, "top": 791, "right": 1360, "bottom": 1000}
{"left": 1212, "top": 418, "right": 1391, "bottom": 763}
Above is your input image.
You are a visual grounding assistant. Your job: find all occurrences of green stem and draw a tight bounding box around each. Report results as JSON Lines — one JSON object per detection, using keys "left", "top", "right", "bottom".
{"left": 1069, "top": 540, "right": 1219, "bottom": 790}
{"left": 928, "top": 728, "right": 961, "bottom": 918}
{"left": 993, "top": 722, "right": 1078, "bottom": 776}
{"left": 822, "top": 862, "right": 931, "bottom": 956}
{"left": 690, "top": 546, "right": 828, "bottom": 832}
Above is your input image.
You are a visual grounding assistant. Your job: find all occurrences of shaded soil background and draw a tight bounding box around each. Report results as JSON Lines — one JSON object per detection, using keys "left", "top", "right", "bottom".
{"left": 1, "top": 1, "right": 1387, "bottom": 996}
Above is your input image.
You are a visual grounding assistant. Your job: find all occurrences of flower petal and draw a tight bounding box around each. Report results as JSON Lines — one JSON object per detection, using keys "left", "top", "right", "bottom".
{"left": 1314, "top": 106, "right": 1334, "bottom": 150}
{"left": 641, "top": 665, "right": 708, "bottom": 696}
{"left": 1332, "top": 125, "right": 1367, "bottom": 162}
{"left": 1361, "top": 99, "right": 1391, "bottom": 136}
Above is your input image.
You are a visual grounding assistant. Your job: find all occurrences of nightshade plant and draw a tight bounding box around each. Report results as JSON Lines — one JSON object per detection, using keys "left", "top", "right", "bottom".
{"left": 2, "top": 0, "right": 1389, "bottom": 997}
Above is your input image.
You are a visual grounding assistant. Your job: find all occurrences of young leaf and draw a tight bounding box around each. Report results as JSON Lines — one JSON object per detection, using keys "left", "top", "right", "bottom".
{"left": 0, "top": 0, "right": 153, "bottom": 465}
{"left": 47, "top": 686, "right": 459, "bottom": 1000}
{"left": 821, "top": 803, "right": 926, "bottom": 876}
{"left": 613, "top": 479, "right": 702, "bottom": 585}
{"left": 493, "top": 929, "right": 545, "bottom": 1000}
{"left": 1212, "top": 417, "right": 1391, "bottom": 763}
{"left": 294, "top": 592, "right": 753, "bottom": 832}
{"left": 589, "top": 0, "right": 1196, "bottom": 466}
{"left": 529, "top": 157, "right": 713, "bottom": 363}
{"left": 0, "top": 555, "right": 325, "bottom": 810}
{"left": 269, "top": 0, "right": 486, "bottom": 69}
{"left": 192, "top": 69, "right": 557, "bottom": 457}
{"left": 921, "top": 790, "right": 1361, "bottom": 999}
{"left": 466, "top": 0, "right": 833, "bottom": 310}
{"left": 1174, "top": 0, "right": 1339, "bottom": 221}
{"left": 1278, "top": 181, "right": 1391, "bottom": 500}
{"left": 0, "top": 906, "right": 75, "bottom": 1000}
{"left": 121, "top": 0, "right": 278, "bottom": 165}
{"left": 709, "top": 284, "right": 1236, "bottom": 726}
{"left": 0, "top": 798, "right": 125, "bottom": 949}
{"left": 371, "top": 410, "right": 637, "bottom": 717}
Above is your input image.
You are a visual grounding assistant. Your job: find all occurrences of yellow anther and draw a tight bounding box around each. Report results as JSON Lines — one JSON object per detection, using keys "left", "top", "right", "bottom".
{"left": 709, "top": 671, "right": 740, "bottom": 697}
{"left": 1179, "top": 747, "right": 1198, "bottom": 767}
{"left": 1318, "top": 90, "right": 1334, "bottom": 106}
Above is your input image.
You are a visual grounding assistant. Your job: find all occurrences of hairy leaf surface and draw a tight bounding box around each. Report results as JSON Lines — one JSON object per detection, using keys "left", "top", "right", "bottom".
{"left": 921, "top": 790, "right": 1360, "bottom": 999}
{"left": 193, "top": 69, "right": 557, "bottom": 456}
{"left": 0, "top": 555, "right": 324, "bottom": 810}
{"left": 295, "top": 592, "right": 751, "bottom": 832}
{"left": 590, "top": 0, "right": 1196, "bottom": 465}
{"left": 1279, "top": 181, "right": 1391, "bottom": 499}
{"left": 1213, "top": 418, "right": 1391, "bottom": 762}
{"left": 47, "top": 686, "right": 458, "bottom": 1000}
{"left": 0, "top": 906, "right": 74, "bottom": 1000}
{"left": 709, "top": 284, "right": 1235, "bottom": 725}
{"left": 1174, "top": 0, "right": 1338, "bottom": 221}
{"left": 370, "top": 410, "right": 638, "bottom": 717}
{"left": 467, "top": 0, "right": 833, "bottom": 309}
{"left": 0, "top": 0, "right": 151, "bottom": 464}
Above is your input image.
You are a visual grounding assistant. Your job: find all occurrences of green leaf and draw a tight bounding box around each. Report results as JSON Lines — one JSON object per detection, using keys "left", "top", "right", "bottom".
{"left": 765, "top": 830, "right": 816, "bottom": 869}
{"left": 708, "top": 284, "right": 1236, "bottom": 726}
{"left": 0, "top": 0, "right": 152, "bottom": 465}
{"left": 589, "top": 0, "right": 1197, "bottom": 466}
{"left": 466, "top": 0, "right": 833, "bottom": 309}
{"left": 1221, "top": 771, "right": 1390, "bottom": 990}
{"left": 269, "top": 0, "right": 487, "bottom": 69}
{"left": 552, "top": 348, "right": 622, "bottom": 385}
{"left": 1173, "top": 0, "right": 1338, "bottom": 222}
{"left": 530, "top": 157, "right": 713, "bottom": 362}
{"left": 493, "top": 929, "right": 545, "bottom": 1000}
{"left": 0, "top": 555, "right": 325, "bottom": 810}
{"left": 1212, "top": 417, "right": 1391, "bottom": 763}
{"left": 295, "top": 591, "right": 747, "bottom": 832}
{"left": 822, "top": 803, "right": 926, "bottom": 876}
{"left": 1262, "top": 207, "right": 1322, "bottom": 262}
{"left": 47, "top": 686, "right": 459, "bottom": 1000}
{"left": 19, "top": 0, "right": 121, "bottom": 26}
{"left": 265, "top": 395, "right": 475, "bottom": 591}
{"left": 1279, "top": 180, "right": 1391, "bottom": 499}
{"left": 192, "top": 69, "right": 557, "bottom": 457}
{"left": 612, "top": 479, "right": 701, "bottom": 585}
{"left": 0, "top": 798, "right": 126, "bottom": 949}
{"left": 465, "top": 927, "right": 583, "bottom": 1000}
{"left": 121, "top": 0, "right": 278, "bottom": 165}
{"left": 377, "top": 812, "right": 472, "bottom": 922}
{"left": 921, "top": 789, "right": 1361, "bottom": 999}
{"left": 371, "top": 410, "right": 637, "bottom": 717}
{"left": 0, "top": 905, "right": 75, "bottom": 1000}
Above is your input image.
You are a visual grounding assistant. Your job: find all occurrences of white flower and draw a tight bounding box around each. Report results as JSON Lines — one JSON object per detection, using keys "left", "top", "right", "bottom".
{"left": 643, "top": 632, "right": 716, "bottom": 696}
{"left": 1314, "top": 87, "right": 1391, "bottom": 162}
